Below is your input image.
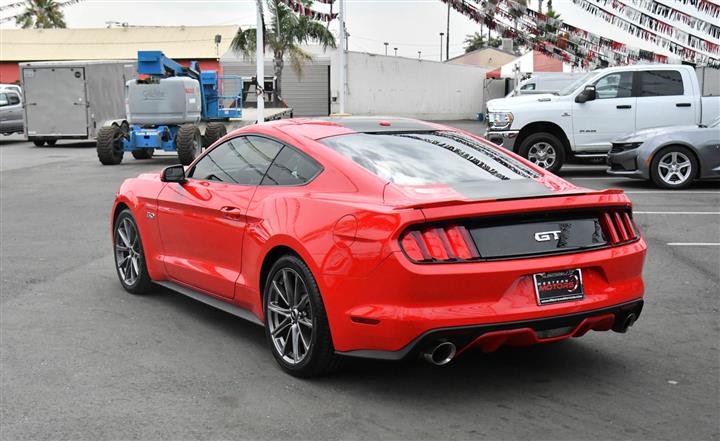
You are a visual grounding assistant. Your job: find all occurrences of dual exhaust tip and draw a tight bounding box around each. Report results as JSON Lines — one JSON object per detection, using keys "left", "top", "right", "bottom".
{"left": 423, "top": 312, "right": 638, "bottom": 365}
{"left": 423, "top": 341, "right": 457, "bottom": 366}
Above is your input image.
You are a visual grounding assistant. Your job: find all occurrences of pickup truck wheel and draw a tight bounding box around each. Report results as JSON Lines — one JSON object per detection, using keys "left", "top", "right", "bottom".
{"left": 131, "top": 148, "right": 154, "bottom": 160}
{"left": 96, "top": 125, "right": 125, "bottom": 165}
{"left": 176, "top": 124, "right": 202, "bottom": 166}
{"left": 46, "top": 139, "right": 57, "bottom": 146}
{"left": 32, "top": 139, "right": 45, "bottom": 147}
{"left": 650, "top": 146, "right": 697, "bottom": 189}
{"left": 518, "top": 133, "right": 565, "bottom": 173}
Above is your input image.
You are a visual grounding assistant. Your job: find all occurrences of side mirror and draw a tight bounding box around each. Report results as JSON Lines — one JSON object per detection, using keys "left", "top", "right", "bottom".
{"left": 161, "top": 164, "right": 186, "bottom": 183}
{"left": 575, "top": 85, "right": 596, "bottom": 103}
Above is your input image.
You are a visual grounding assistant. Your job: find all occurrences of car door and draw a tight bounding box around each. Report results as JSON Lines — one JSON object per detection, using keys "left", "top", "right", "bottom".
{"left": 635, "top": 69, "right": 695, "bottom": 130}
{"left": 571, "top": 71, "right": 636, "bottom": 152}
{"left": 0, "top": 92, "right": 22, "bottom": 133}
{"left": 156, "top": 135, "right": 283, "bottom": 298}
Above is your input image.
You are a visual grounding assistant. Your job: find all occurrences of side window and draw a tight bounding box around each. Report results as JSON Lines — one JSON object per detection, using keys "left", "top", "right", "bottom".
{"left": 638, "top": 70, "right": 684, "bottom": 96}
{"left": 0, "top": 93, "right": 7, "bottom": 107}
{"left": 262, "top": 147, "right": 322, "bottom": 186}
{"left": 7, "top": 93, "right": 20, "bottom": 105}
{"left": 593, "top": 72, "right": 633, "bottom": 99}
{"left": 520, "top": 83, "right": 536, "bottom": 91}
{"left": 189, "top": 135, "right": 282, "bottom": 185}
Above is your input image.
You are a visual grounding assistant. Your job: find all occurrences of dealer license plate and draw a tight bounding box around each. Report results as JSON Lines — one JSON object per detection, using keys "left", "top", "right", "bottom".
{"left": 533, "top": 269, "right": 584, "bottom": 306}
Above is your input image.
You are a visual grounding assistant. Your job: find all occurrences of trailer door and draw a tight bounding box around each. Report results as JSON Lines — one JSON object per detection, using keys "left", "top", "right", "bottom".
{"left": 23, "top": 67, "right": 88, "bottom": 137}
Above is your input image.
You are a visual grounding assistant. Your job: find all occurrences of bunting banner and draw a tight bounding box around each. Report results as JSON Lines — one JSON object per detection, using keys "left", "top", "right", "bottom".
{"left": 0, "top": 1, "right": 28, "bottom": 12}
{"left": 278, "top": 0, "right": 338, "bottom": 22}
{"left": 441, "top": 0, "right": 720, "bottom": 68}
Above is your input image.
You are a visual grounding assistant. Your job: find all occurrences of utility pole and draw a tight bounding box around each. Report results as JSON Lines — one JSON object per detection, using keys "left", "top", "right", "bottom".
{"left": 338, "top": 0, "right": 346, "bottom": 114}
{"left": 439, "top": 32, "right": 444, "bottom": 62}
{"left": 255, "top": 0, "right": 264, "bottom": 123}
{"left": 394, "top": 47, "right": 398, "bottom": 56}
{"left": 446, "top": 3, "right": 450, "bottom": 61}
{"left": 384, "top": 42, "right": 389, "bottom": 56}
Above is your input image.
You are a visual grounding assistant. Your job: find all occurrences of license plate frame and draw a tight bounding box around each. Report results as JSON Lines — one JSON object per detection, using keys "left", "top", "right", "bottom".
{"left": 533, "top": 269, "right": 584, "bottom": 306}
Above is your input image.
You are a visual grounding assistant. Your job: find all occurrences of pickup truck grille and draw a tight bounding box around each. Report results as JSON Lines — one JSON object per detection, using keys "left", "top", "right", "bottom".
{"left": 399, "top": 208, "right": 639, "bottom": 263}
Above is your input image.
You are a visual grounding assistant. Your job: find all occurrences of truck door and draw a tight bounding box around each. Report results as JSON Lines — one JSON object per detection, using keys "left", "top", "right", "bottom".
{"left": 635, "top": 69, "right": 696, "bottom": 130}
{"left": 23, "top": 67, "right": 88, "bottom": 137}
{"left": 571, "top": 71, "right": 636, "bottom": 152}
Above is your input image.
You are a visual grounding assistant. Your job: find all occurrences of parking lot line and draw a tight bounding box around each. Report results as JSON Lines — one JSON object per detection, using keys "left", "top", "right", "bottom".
{"left": 667, "top": 243, "right": 720, "bottom": 246}
{"left": 634, "top": 211, "right": 720, "bottom": 215}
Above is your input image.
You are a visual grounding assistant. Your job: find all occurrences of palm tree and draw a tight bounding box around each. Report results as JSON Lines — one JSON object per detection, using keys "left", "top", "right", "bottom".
{"left": 15, "top": 0, "right": 66, "bottom": 29}
{"left": 464, "top": 32, "right": 487, "bottom": 53}
{"left": 509, "top": 0, "right": 528, "bottom": 37}
{"left": 231, "top": 0, "right": 336, "bottom": 102}
{"left": 545, "top": 8, "right": 561, "bottom": 20}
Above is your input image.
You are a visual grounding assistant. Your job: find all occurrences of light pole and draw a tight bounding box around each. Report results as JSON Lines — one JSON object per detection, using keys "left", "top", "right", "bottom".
{"left": 338, "top": 0, "right": 346, "bottom": 114}
{"left": 384, "top": 42, "right": 389, "bottom": 56}
{"left": 439, "top": 32, "right": 445, "bottom": 62}
{"left": 418, "top": 51, "right": 422, "bottom": 60}
{"left": 256, "top": 0, "right": 264, "bottom": 123}
{"left": 394, "top": 47, "right": 398, "bottom": 56}
{"left": 446, "top": 3, "right": 450, "bottom": 61}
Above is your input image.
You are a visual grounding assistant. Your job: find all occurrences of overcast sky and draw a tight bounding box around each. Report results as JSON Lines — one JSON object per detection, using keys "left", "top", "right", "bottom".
{"left": 0, "top": 0, "right": 669, "bottom": 59}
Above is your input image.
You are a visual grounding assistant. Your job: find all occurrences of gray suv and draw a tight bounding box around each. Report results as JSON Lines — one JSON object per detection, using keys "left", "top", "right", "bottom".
{"left": 0, "top": 90, "right": 24, "bottom": 135}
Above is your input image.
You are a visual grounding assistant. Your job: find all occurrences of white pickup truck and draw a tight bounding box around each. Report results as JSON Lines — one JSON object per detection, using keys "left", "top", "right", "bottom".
{"left": 485, "top": 64, "right": 720, "bottom": 172}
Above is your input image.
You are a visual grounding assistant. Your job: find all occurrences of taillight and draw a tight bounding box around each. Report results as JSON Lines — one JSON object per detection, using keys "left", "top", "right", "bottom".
{"left": 603, "top": 210, "right": 639, "bottom": 245}
{"left": 400, "top": 225, "right": 479, "bottom": 262}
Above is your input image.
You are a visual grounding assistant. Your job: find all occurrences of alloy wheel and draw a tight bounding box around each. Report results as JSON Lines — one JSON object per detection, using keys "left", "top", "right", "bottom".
{"left": 527, "top": 142, "right": 556, "bottom": 169}
{"left": 267, "top": 268, "right": 314, "bottom": 365}
{"left": 657, "top": 151, "right": 692, "bottom": 186}
{"left": 114, "top": 218, "right": 141, "bottom": 286}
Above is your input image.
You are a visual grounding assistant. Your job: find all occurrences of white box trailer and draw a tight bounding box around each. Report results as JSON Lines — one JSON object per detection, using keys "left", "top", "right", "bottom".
{"left": 20, "top": 60, "right": 135, "bottom": 146}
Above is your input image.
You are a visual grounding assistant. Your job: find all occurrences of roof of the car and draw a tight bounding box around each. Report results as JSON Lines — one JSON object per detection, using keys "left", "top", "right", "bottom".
{"left": 269, "top": 116, "right": 452, "bottom": 140}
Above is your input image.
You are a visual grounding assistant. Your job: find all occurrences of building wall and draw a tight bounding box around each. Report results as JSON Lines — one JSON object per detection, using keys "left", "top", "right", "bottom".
{"left": 446, "top": 48, "right": 517, "bottom": 69}
{"left": 332, "top": 51, "right": 486, "bottom": 120}
{"left": 1, "top": 62, "right": 20, "bottom": 84}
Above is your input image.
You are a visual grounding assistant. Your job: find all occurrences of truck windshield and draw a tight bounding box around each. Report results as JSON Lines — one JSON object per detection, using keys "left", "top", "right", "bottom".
{"left": 556, "top": 72, "right": 597, "bottom": 96}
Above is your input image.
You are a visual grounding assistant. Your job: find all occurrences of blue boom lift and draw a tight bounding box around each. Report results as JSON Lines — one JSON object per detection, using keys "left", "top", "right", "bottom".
{"left": 97, "top": 51, "right": 243, "bottom": 165}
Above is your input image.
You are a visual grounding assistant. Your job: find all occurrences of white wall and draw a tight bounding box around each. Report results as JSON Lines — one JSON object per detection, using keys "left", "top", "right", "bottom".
{"left": 331, "top": 51, "right": 486, "bottom": 120}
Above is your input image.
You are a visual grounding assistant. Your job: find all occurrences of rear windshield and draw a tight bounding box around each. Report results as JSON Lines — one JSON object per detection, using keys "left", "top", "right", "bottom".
{"left": 318, "top": 131, "right": 539, "bottom": 185}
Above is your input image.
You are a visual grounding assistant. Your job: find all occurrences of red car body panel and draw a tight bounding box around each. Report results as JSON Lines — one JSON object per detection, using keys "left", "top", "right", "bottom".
{"left": 112, "top": 118, "right": 646, "bottom": 358}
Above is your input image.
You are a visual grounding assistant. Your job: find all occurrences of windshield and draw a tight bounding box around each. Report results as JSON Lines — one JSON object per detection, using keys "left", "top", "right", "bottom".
{"left": 318, "top": 131, "right": 539, "bottom": 186}
{"left": 556, "top": 72, "right": 597, "bottom": 96}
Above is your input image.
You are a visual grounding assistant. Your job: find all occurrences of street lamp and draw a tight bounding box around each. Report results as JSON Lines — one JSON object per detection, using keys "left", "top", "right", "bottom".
{"left": 418, "top": 51, "right": 422, "bottom": 60}
{"left": 439, "top": 32, "right": 445, "bottom": 62}
{"left": 394, "top": 47, "right": 398, "bottom": 56}
{"left": 384, "top": 42, "right": 389, "bottom": 56}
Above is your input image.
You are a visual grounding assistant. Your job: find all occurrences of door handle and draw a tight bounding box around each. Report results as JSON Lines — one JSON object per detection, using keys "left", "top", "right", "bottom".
{"left": 676, "top": 103, "right": 691, "bottom": 107}
{"left": 616, "top": 105, "right": 632, "bottom": 109}
{"left": 220, "top": 206, "right": 244, "bottom": 221}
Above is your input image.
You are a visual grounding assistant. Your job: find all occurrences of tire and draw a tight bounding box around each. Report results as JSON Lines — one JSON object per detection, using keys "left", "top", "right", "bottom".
{"left": 113, "top": 209, "right": 153, "bottom": 295}
{"left": 96, "top": 125, "right": 125, "bottom": 165}
{"left": 45, "top": 139, "right": 57, "bottom": 146}
{"left": 518, "top": 132, "right": 566, "bottom": 173}
{"left": 650, "top": 145, "right": 697, "bottom": 189}
{"left": 263, "top": 255, "right": 342, "bottom": 377}
{"left": 32, "top": 139, "right": 45, "bottom": 147}
{"left": 131, "top": 148, "right": 154, "bottom": 160}
{"left": 203, "top": 122, "right": 227, "bottom": 147}
{"left": 176, "top": 124, "right": 202, "bottom": 166}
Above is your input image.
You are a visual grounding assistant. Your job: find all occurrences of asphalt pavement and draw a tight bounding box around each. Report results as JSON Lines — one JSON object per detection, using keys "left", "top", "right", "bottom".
{"left": 1, "top": 124, "right": 718, "bottom": 441}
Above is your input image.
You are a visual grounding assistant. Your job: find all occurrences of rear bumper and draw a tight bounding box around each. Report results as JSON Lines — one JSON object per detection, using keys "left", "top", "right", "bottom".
{"left": 337, "top": 299, "right": 644, "bottom": 360}
{"left": 321, "top": 238, "right": 646, "bottom": 356}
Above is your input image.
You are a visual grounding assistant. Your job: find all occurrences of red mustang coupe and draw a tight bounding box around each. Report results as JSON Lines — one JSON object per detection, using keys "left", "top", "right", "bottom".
{"left": 111, "top": 117, "right": 646, "bottom": 377}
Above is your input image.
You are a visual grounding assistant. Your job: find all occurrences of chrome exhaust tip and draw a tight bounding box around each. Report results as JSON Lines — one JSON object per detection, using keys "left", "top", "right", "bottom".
{"left": 423, "top": 341, "right": 457, "bottom": 366}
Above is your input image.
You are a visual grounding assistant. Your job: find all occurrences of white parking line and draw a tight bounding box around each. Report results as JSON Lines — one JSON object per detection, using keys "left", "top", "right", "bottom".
{"left": 634, "top": 211, "right": 720, "bottom": 215}
{"left": 667, "top": 243, "right": 720, "bottom": 246}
